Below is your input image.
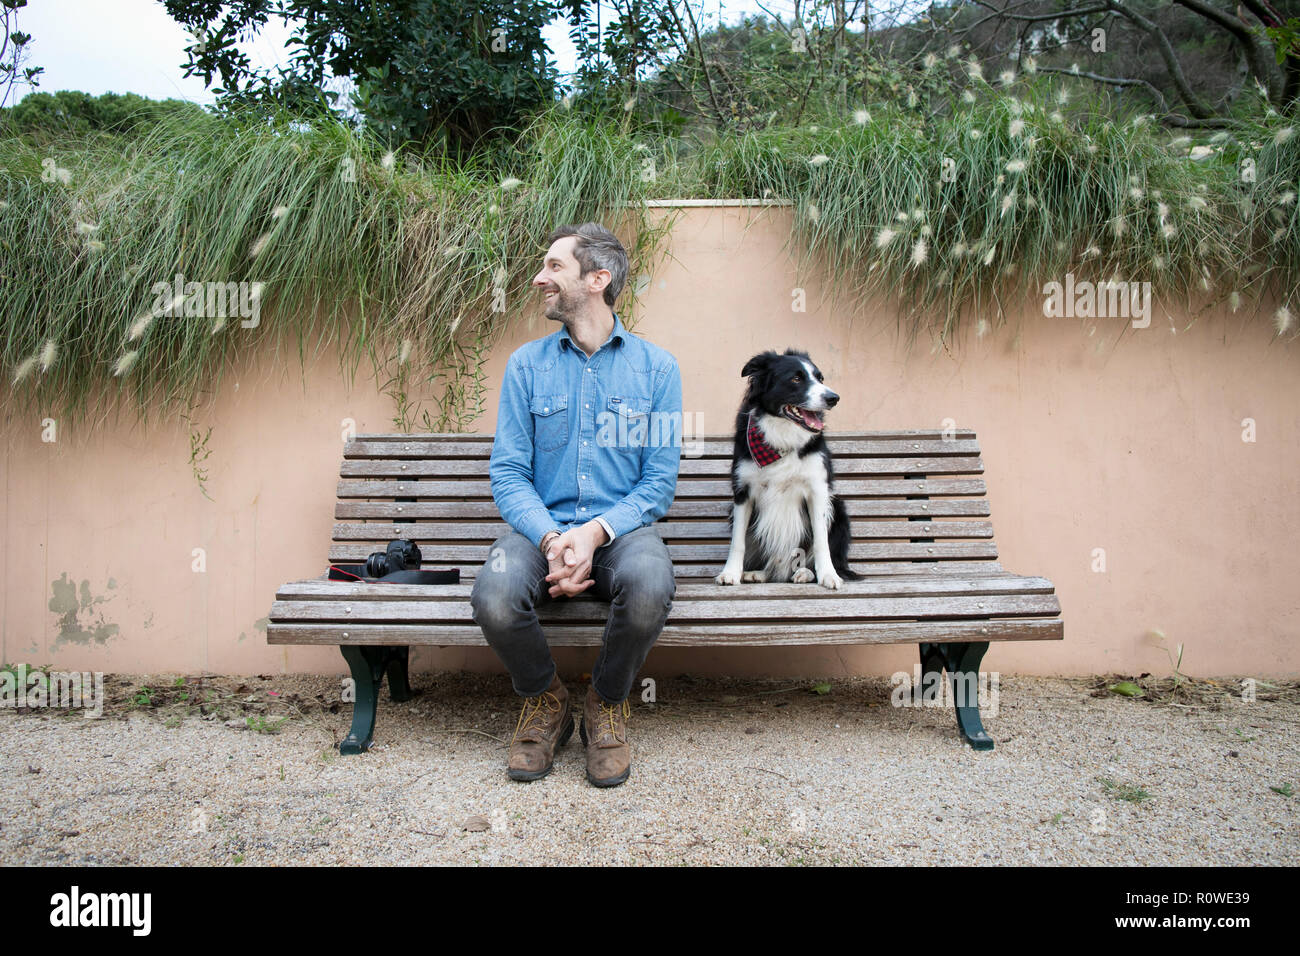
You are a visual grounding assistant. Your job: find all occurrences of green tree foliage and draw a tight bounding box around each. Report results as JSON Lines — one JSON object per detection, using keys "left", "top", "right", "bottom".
{"left": 907, "top": 0, "right": 1300, "bottom": 124}
{"left": 1, "top": 90, "right": 207, "bottom": 138}
{"left": 1, "top": 0, "right": 42, "bottom": 109}
{"left": 161, "top": 0, "right": 563, "bottom": 153}
{"left": 564, "top": 0, "right": 677, "bottom": 106}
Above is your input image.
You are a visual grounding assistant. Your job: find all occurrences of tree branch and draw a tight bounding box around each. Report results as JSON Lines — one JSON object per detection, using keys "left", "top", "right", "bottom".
{"left": 1036, "top": 65, "right": 1167, "bottom": 107}
{"left": 1104, "top": 0, "right": 1215, "bottom": 119}
{"left": 968, "top": 1, "right": 1111, "bottom": 26}
{"left": 665, "top": 1, "right": 724, "bottom": 127}
{"left": 1173, "top": 0, "right": 1274, "bottom": 98}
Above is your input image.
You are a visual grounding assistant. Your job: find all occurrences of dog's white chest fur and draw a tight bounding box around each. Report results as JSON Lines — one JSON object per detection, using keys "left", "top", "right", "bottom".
{"left": 737, "top": 452, "right": 826, "bottom": 579}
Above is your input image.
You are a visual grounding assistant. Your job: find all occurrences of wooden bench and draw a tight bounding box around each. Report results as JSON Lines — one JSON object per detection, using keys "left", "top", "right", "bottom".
{"left": 268, "top": 430, "right": 1063, "bottom": 754}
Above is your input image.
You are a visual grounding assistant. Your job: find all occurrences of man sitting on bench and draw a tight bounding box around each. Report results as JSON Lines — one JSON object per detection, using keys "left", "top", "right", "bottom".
{"left": 470, "top": 222, "right": 683, "bottom": 788}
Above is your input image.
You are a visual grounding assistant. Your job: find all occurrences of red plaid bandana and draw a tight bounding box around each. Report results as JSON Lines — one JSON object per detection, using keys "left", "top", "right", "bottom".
{"left": 746, "top": 412, "right": 784, "bottom": 467}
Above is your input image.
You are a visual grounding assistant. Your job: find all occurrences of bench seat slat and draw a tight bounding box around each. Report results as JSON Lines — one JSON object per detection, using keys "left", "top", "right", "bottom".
{"left": 271, "top": 593, "right": 1060, "bottom": 624}
{"left": 266, "top": 618, "right": 1063, "bottom": 647}
{"left": 274, "top": 573, "right": 1056, "bottom": 602}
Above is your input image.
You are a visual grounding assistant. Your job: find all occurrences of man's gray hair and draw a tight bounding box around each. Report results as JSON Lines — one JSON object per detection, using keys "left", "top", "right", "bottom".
{"left": 546, "top": 222, "right": 628, "bottom": 306}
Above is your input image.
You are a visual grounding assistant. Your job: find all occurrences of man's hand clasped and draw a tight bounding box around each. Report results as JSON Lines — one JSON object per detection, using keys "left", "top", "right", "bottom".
{"left": 543, "top": 522, "right": 609, "bottom": 597}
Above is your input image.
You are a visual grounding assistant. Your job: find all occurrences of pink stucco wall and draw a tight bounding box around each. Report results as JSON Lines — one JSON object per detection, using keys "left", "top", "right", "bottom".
{"left": 2, "top": 204, "right": 1297, "bottom": 679}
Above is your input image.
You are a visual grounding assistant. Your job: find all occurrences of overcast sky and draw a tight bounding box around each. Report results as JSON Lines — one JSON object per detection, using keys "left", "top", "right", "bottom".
{"left": 10, "top": 0, "right": 815, "bottom": 109}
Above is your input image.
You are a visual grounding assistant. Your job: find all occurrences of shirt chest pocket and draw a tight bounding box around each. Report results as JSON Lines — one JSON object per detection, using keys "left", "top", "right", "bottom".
{"left": 530, "top": 394, "right": 569, "bottom": 453}
{"left": 602, "top": 395, "right": 652, "bottom": 452}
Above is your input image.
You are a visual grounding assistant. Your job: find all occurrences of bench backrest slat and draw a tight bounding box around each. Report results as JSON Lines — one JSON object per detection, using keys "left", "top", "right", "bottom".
{"left": 328, "top": 432, "right": 999, "bottom": 579}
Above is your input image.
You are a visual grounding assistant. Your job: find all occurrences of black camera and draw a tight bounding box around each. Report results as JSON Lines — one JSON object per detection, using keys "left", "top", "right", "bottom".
{"left": 364, "top": 538, "right": 422, "bottom": 578}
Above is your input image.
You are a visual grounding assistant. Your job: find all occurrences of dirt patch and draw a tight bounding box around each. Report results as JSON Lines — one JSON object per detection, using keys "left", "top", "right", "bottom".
{"left": 1090, "top": 673, "right": 1300, "bottom": 708}
{"left": 7, "top": 671, "right": 343, "bottom": 732}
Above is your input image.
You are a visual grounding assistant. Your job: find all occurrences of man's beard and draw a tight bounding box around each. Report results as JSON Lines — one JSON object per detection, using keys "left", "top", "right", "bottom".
{"left": 544, "top": 285, "right": 582, "bottom": 323}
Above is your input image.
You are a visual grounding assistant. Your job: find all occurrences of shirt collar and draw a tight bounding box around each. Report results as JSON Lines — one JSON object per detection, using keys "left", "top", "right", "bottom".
{"left": 558, "top": 312, "right": 626, "bottom": 353}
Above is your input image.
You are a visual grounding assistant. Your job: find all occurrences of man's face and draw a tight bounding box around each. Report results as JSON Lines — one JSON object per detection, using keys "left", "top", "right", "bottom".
{"left": 532, "top": 236, "right": 601, "bottom": 322}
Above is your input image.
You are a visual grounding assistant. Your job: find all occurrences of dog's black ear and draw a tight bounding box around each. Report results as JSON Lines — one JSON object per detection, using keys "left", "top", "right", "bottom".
{"left": 741, "top": 351, "right": 778, "bottom": 379}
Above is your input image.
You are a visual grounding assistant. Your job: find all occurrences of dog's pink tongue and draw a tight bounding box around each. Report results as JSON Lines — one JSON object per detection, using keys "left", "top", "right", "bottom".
{"left": 801, "top": 408, "right": 825, "bottom": 431}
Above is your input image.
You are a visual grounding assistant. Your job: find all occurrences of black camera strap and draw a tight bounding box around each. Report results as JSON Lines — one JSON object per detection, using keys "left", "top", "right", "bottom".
{"left": 328, "top": 564, "right": 459, "bottom": 585}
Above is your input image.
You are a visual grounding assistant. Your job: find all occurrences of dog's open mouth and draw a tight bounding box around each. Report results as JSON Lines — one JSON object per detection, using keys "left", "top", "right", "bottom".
{"left": 781, "top": 404, "right": 826, "bottom": 432}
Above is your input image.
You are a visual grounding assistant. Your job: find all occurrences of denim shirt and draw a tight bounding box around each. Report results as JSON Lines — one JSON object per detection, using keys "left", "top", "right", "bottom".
{"left": 488, "top": 312, "right": 683, "bottom": 549}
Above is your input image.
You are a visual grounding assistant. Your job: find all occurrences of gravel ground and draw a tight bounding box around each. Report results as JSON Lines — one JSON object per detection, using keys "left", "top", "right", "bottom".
{"left": 2, "top": 673, "right": 1296, "bottom": 866}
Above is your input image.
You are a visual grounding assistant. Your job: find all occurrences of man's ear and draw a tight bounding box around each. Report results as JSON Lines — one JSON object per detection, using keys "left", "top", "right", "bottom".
{"left": 741, "top": 351, "right": 778, "bottom": 379}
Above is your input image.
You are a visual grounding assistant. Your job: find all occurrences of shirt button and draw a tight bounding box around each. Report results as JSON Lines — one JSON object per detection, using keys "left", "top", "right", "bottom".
{"left": 543, "top": 407, "right": 549, "bottom": 412}
{"left": 580, "top": 506, "right": 586, "bottom": 511}
{"left": 585, "top": 403, "right": 590, "bottom": 408}
{"left": 583, "top": 441, "right": 588, "bottom": 446}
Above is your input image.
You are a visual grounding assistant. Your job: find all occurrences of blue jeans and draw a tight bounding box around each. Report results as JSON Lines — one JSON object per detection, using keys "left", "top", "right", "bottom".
{"left": 470, "top": 526, "right": 676, "bottom": 703}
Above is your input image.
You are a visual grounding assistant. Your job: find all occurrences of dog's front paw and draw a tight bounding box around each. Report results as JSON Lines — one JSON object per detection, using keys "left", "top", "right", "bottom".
{"left": 818, "top": 569, "right": 843, "bottom": 590}
{"left": 715, "top": 566, "right": 743, "bottom": 586}
{"left": 791, "top": 567, "right": 815, "bottom": 584}
{"left": 741, "top": 569, "right": 769, "bottom": 583}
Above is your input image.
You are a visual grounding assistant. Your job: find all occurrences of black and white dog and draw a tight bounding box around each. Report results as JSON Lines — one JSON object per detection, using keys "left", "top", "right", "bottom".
{"left": 715, "top": 349, "right": 859, "bottom": 590}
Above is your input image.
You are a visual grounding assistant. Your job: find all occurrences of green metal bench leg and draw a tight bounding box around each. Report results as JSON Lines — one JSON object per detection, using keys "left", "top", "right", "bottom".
{"left": 948, "top": 642, "right": 993, "bottom": 751}
{"left": 917, "top": 643, "right": 946, "bottom": 704}
{"left": 918, "top": 641, "right": 994, "bottom": 751}
{"left": 338, "top": 645, "right": 415, "bottom": 754}
{"left": 340, "top": 645, "right": 381, "bottom": 754}
{"left": 385, "top": 646, "right": 416, "bottom": 702}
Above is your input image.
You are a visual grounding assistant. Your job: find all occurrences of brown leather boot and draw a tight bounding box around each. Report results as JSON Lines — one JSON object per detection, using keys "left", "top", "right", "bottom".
{"left": 580, "top": 685, "right": 631, "bottom": 788}
{"left": 506, "top": 672, "right": 573, "bottom": 782}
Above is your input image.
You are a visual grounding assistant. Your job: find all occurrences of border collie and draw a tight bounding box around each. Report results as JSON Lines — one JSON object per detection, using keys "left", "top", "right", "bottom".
{"left": 714, "top": 349, "right": 859, "bottom": 590}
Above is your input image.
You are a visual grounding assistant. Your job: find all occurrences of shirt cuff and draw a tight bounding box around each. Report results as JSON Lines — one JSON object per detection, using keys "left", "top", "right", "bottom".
{"left": 599, "top": 502, "right": 644, "bottom": 540}
{"left": 518, "top": 508, "right": 559, "bottom": 550}
{"left": 594, "top": 516, "right": 616, "bottom": 548}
